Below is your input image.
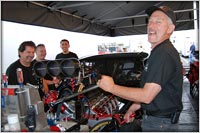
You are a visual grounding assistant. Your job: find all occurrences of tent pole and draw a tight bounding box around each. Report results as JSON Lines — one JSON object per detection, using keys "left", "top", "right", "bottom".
{"left": 193, "top": 1, "right": 199, "bottom": 50}
{"left": 98, "top": 8, "right": 197, "bottom": 23}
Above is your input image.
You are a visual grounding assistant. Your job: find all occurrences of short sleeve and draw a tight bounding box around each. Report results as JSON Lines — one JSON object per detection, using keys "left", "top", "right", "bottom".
{"left": 145, "top": 53, "right": 175, "bottom": 86}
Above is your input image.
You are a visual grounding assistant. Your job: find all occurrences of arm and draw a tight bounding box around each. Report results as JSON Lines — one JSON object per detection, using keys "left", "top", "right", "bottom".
{"left": 42, "top": 79, "right": 49, "bottom": 94}
{"left": 97, "top": 75, "right": 161, "bottom": 104}
{"left": 124, "top": 103, "right": 141, "bottom": 123}
{"left": 44, "top": 78, "right": 59, "bottom": 85}
{"left": 43, "top": 77, "right": 60, "bottom": 93}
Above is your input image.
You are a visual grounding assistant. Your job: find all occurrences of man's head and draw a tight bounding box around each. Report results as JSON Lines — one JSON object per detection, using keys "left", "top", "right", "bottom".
{"left": 35, "top": 44, "right": 47, "bottom": 61}
{"left": 60, "top": 39, "right": 70, "bottom": 54}
{"left": 146, "top": 6, "right": 176, "bottom": 26}
{"left": 146, "top": 6, "right": 176, "bottom": 46}
{"left": 18, "top": 41, "right": 36, "bottom": 66}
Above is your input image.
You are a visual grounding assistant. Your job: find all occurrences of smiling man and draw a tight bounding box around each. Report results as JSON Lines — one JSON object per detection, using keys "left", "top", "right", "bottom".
{"left": 55, "top": 39, "right": 78, "bottom": 59}
{"left": 97, "top": 6, "right": 183, "bottom": 131}
{"left": 6, "top": 41, "right": 37, "bottom": 85}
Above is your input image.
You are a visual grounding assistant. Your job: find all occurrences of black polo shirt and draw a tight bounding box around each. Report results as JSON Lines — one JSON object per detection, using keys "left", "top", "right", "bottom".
{"left": 55, "top": 52, "right": 78, "bottom": 59}
{"left": 6, "top": 59, "right": 38, "bottom": 85}
{"left": 141, "top": 39, "right": 183, "bottom": 115}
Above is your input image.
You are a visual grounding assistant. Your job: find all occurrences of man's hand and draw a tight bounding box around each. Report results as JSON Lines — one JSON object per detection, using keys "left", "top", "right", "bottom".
{"left": 52, "top": 77, "right": 60, "bottom": 87}
{"left": 124, "top": 103, "right": 141, "bottom": 123}
{"left": 97, "top": 75, "right": 115, "bottom": 93}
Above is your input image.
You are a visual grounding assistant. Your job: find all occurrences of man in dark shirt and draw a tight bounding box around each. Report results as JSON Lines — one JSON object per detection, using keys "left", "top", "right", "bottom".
{"left": 33, "top": 44, "right": 60, "bottom": 110}
{"left": 97, "top": 6, "right": 183, "bottom": 131}
{"left": 33, "top": 44, "right": 60, "bottom": 93}
{"left": 55, "top": 39, "right": 78, "bottom": 59}
{"left": 6, "top": 41, "right": 37, "bottom": 85}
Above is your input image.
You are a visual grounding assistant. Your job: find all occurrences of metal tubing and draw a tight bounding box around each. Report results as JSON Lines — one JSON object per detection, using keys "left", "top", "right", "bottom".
{"left": 49, "top": 85, "right": 99, "bottom": 107}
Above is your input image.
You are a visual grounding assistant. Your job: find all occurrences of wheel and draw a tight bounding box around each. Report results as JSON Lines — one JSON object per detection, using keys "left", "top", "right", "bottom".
{"left": 89, "top": 119, "right": 120, "bottom": 132}
{"left": 191, "top": 81, "right": 199, "bottom": 99}
{"left": 89, "top": 120, "right": 112, "bottom": 132}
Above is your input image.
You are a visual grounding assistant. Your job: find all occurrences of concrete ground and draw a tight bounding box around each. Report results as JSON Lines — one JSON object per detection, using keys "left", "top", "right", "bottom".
{"left": 179, "top": 56, "right": 199, "bottom": 132}
{"left": 178, "top": 78, "right": 199, "bottom": 132}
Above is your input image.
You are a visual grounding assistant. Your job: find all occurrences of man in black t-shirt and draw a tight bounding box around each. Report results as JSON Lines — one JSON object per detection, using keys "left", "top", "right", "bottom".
{"left": 6, "top": 41, "right": 37, "bottom": 85}
{"left": 33, "top": 44, "right": 60, "bottom": 110}
{"left": 55, "top": 39, "right": 78, "bottom": 59}
{"left": 33, "top": 44, "right": 60, "bottom": 94}
{"left": 97, "top": 6, "right": 183, "bottom": 131}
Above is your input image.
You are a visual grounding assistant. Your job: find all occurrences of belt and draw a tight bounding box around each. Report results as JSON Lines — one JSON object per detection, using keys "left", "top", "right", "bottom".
{"left": 143, "top": 110, "right": 181, "bottom": 124}
{"left": 144, "top": 110, "right": 172, "bottom": 118}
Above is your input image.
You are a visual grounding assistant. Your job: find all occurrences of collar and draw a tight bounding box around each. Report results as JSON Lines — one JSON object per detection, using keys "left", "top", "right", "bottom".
{"left": 151, "top": 39, "right": 170, "bottom": 52}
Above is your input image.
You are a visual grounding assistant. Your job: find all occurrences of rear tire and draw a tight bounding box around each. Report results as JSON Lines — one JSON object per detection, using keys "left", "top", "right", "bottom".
{"left": 89, "top": 120, "right": 112, "bottom": 132}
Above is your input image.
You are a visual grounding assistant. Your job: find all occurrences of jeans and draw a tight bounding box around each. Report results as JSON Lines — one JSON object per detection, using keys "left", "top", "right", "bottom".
{"left": 141, "top": 115, "right": 179, "bottom": 132}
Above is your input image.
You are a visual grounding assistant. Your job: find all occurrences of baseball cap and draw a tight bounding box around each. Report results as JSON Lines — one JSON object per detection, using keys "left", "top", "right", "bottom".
{"left": 145, "top": 6, "right": 176, "bottom": 26}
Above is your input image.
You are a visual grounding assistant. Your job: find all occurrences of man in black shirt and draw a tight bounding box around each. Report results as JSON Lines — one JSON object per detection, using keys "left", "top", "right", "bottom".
{"left": 33, "top": 44, "right": 60, "bottom": 110}
{"left": 33, "top": 44, "right": 60, "bottom": 94}
{"left": 55, "top": 39, "right": 78, "bottom": 59}
{"left": 97, "top": 6, "right": 183, "bottom": 131}
{"left": 6, "top": 41, "right": 37, "bottom": 85}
